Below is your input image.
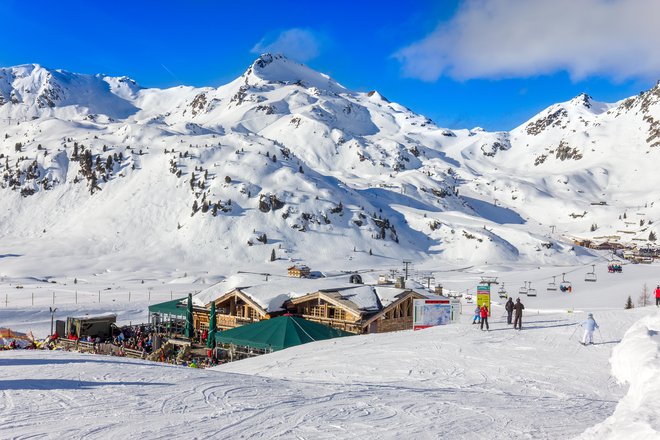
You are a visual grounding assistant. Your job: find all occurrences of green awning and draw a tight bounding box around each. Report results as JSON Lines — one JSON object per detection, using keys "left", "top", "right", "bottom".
{"left": 215, "top": 315, "right": 353, "bottom": 351}
{"left": 148, "top": 297, "right": 188, "bottom": 316}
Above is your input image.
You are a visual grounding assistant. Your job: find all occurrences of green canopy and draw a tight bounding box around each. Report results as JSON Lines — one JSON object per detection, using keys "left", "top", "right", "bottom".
{"left": 215, "top": 315, "right": 353, "bottom": 351}
{"left": 148, "top": 297, "right": 187, "bottom": 316}
{"left": 206, "top": 301, "right": 217, "bottom": 349}
{"left": 185, "top": 293, "right": 194, "bottom": 339}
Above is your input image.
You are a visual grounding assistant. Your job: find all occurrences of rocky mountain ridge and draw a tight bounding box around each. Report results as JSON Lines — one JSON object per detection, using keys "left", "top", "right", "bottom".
{"left": 0, "top": 55, "right": 658, "bottom": 276}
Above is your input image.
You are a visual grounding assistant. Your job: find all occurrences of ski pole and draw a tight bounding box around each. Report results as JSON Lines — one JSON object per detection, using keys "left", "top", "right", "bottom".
{"left": 569, "top": 324, "right": 580, "bottom": 340}
{"left": 598, "top": 328, "right": 603, "bottom": 344}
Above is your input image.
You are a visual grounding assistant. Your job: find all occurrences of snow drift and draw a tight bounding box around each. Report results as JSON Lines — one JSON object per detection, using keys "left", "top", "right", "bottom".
{"left": 578, "top": 312, "right": 660, "bottom": 439}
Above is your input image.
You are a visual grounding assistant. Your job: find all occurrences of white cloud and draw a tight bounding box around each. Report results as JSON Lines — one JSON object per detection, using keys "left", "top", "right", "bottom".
{"left": 395, "top": 0, "right": 660, "bottom": 81}
{"left": 251, "top": 28, "right": 322, "bottom": 63}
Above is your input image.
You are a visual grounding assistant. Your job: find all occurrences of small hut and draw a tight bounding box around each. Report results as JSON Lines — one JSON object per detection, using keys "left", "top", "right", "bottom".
{"left": 287, "top": 265, "right": 311, "bottom": 278}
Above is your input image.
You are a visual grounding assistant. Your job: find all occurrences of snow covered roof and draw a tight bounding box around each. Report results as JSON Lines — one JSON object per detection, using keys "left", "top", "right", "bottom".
{"left": 192, "top": 273, "right": 440, "bottom": 314}
{"left": 194, "top": 273, "right": 358, "bottom": 312}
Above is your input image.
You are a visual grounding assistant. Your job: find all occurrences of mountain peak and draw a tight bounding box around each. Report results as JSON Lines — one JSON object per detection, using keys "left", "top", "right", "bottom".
{"left": 569, "top": 92, "right": 593, "bottom": 108}
{"left": 242, "top": 53, "right": 347, "bottom": 93}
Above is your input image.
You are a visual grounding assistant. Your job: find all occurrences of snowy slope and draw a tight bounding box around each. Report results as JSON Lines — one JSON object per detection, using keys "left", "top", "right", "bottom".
{"left": 1, "top": 55, "right": 659, "bottom": 280}
{"left": 2, "top": 306, "right": 658, "bottom": 439}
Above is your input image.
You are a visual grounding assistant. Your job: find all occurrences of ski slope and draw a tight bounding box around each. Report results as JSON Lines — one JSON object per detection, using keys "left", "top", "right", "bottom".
{"left": 1, "top": 263, "right": 660, "bottom": 439}
{"left": 1, "top": 308, "right": 657, "bottom": 439}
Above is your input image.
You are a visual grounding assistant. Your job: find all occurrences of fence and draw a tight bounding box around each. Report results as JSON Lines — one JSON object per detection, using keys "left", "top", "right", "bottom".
{"left": 1, "top": 288, "right": 186, "bottom": 308}
{"left": 57, "top": 338, "right": 145, "bottom": 359}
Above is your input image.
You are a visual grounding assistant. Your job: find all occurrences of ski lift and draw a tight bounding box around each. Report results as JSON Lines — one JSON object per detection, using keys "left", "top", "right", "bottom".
{"left": 498, "top": 283, "right": 508, "bottom": 299}
{"left": 518, "top": 281, "right": 528, "bottom": 296}
{"left": 585, "top": 264, "right": 597, "bottom": 282}
{"left": 527, "top": 282, "right": 537, "bottom": 297}
{"left": 559, "top": 273, "right": 572, "bottom": 293}
{"left": 608, "top": 262, "right": 623, "bottom": 273}
{"left": 547, "top": 276, "right": 557, "bottom": 291}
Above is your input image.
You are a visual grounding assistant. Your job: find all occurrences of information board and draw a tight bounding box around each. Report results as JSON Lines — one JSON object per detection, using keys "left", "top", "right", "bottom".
{"left": 413, "top": 299, "right": 453, "bottom": 330}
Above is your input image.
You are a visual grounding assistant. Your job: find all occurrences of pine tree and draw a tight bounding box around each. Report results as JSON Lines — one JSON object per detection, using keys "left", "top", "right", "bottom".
{"left": 649, "top": 231, "right": 657, "bottom": 241}
{"left": 625, "top": 295, "right": 634, "bottom": 309}
{"left": 270, "top": 249, "right": 276, "bottom": 262}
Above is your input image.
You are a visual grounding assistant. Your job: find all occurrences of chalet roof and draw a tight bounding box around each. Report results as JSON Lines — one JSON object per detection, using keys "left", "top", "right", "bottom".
{"left": 293, "top": 285, "right": 437, "bottom": 316}
{"left": 287, "top": 265, "right": 310, "bottom": 270}
{"left": 193, "top": 273, "right": 439, "bottom": 315}
{"left": 194, "top": 273, "right": 357, "bottom": 312}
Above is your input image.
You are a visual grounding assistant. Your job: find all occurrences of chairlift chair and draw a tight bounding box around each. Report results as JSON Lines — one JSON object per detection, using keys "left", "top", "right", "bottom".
{"left": 498, "top": 283, "right": 508, "bottom": 299}
{"left": 559, "top": 273, "right": 572, "bottom": 293}
{"left": 527, "top": 282, "right": 537, "bottom": 297}
{"left": 518, "top": 281, "right": 528, "bottom": 296}
{"left": 547, "top": 276, "right": 557, "bottom": 291}
{"left": 608, "top": 261, "right": 623, "bottom": 273}
{"left": 585, "top": 264, "right": 597, "bottom": 282}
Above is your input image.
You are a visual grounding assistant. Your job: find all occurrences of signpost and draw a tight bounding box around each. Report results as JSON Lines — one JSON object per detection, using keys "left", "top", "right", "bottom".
{"left": 477, "top": 284, "right": 491, "bottom": 317}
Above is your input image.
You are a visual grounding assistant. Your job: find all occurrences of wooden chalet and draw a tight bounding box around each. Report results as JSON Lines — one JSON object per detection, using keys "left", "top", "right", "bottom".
{"left": 198, "top": 288, "right": 269, "bottom": 331}
{"left": 361, "top": 289, "right": 429, "bottom": 333}
{"left": 591, "top": 241, "right": 625, "bottom": 250}
{"left": 287, "top": 265, "right": 311, "bottom": 278}
{"left": 284, "top": 286, "right": 429, "bottom": 334}
{"left": 156, "top": 274, "right": 444, "bottom": 337}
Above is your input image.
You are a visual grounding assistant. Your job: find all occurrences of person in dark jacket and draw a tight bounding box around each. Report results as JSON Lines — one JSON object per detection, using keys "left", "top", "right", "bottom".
{"left": 479, "top": 305, "right": 489, "bottom": 331}
{"left": 513, "top": 298, "right": 525, "bottom": 330}
{"left": 505, "top": 298, "right": 514, "bottom": 324}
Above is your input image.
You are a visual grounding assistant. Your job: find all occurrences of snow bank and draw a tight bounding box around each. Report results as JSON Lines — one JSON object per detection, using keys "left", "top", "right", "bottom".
{"left": 577, "top": 312, "right": 660, "bottom": 440}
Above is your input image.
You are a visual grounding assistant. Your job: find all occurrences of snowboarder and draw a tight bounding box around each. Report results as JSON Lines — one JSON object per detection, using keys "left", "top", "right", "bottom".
{"left": 505, "top": 298, "right": 514, "bottom": 324}
{"left": 480, "top": 305, "right": 489, "bottom": 331}
{"left": 580, "top": 313, "right": 599, "bottom": 345}
{"left": 472, "top": 305, "right": 481, "bottom": 324}
{"left": 513, "top": 298, "right": 524, "bottom": 330}
{"left": 655, "top": 285, "right": 660, "bottom": 307}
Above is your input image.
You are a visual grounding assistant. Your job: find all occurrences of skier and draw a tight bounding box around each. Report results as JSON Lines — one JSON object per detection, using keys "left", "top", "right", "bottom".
{"left": 480, "top": 304, "right": 490, "bottom": 331}
{"left": 513, "top": 298, "right": 524, "bottom": 330}
{"left": 472, "top": 305, "right": 481, "bottom": 324}
{"left": 655, "top": 285, "right": 660, "bottom": 307}
{"left": 505, "top": 297, "right": 514, "bottom": 325}
{"left": 580, "top": 313, "right": 599, "bottom": 345}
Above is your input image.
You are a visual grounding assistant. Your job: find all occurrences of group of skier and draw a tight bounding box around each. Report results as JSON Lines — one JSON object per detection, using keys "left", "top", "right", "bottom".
{"left": 472, "top": 297, "right": 525, "bottom": 330}
{"left": 471, "top": 298, "right": 600, "bottom": 345}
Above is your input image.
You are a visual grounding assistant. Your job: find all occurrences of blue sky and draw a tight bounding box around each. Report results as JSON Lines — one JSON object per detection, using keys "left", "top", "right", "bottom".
{"left": 1, "top": 0, "right": 658, "bottom": 130}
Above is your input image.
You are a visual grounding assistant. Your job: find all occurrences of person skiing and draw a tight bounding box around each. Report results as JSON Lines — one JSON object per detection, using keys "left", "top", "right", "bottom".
{"left": 472, "top": 305, "right": 481, "bottom": 324}
{"left": 513, "top": 298, "right": 524, "bottom": 330}
{"left": 580, "top": 313, "right": 599, "bottom": 345}
{"left": 655, "top": 285, "right": 660, "bottom": 307}
{"left": 480, "top": 304, "right": 490, "bottom": 331}
{"left": 505, "top": 298, "right": 514, "bottom": 325}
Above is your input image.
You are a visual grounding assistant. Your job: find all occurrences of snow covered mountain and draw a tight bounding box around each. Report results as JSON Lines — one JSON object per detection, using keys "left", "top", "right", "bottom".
{"left": 0, "top": 54, "right": 658, "bottom": 277}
